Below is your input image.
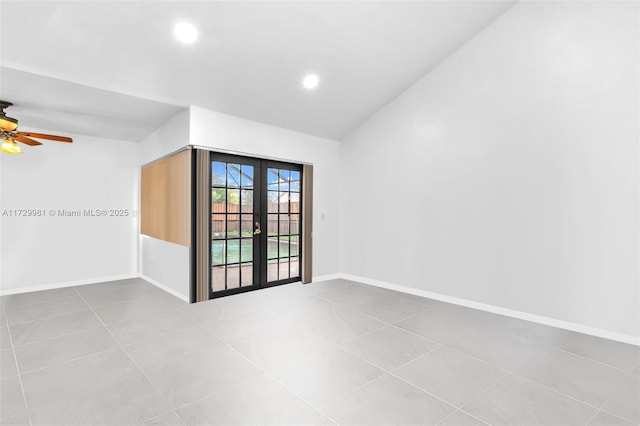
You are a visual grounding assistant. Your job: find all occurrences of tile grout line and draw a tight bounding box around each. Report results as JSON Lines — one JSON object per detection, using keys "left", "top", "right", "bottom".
{"left": 10, "top": 324, "right": 108, "bottom": 351}
{"left": 337, "top": 310, "right": 440, "bottom": 346}
{"left": 314, "top": 287, "right": 430, "bottom": 317}
{"left": 393, "top": 359, "right": 508, "bottom": 415}
{"left": 323, "top": 282, "right": 639, "bottom": 421}
{"left": 584, "top": 408, "right": 604, "bottom": 426}
{"left": 257, "top": 292, "right": 394, "bottom": 344}
{"left": 435, "top": 408, "right": 492, "bottom": 426}
{"left": 137, "top": 409, "right": 186, "bottom": 426}
{"left": 11, "top": 281, "right": 349, "bottom": 423}
{"left": 300, "top": 293, "right": 426, "bottom": 337}
{"left": 525, "top": 347, "right": 637, "bottom": 416}
{"left": 311, "top": 288, "right": 499, "bottom": 353}
{"left": 1, "top": 293, "right": 79, "bottom": 311}
{"left": 72, "top": 287, "right": 183, "bottom": 426}
{"left": 8, "top": 288, "right": 187, "bottom": 375}
{"left": 12, "top": 346, "right": 125, "bottom": 376}
{"left": 440, "top": 344, "right": 514, "bottom": 376}
{"left": 507, "top": 371, "right": 613, "bottom": 414}
{"left": 445, "top": 369, "right": 512, "bottom": 423}
{"left": 15, "top": 296, "right": 536, "bottom": 426}
{"left": 0, "top": 278, "right": 147, "bottom": 305}
{"left": 259, "top": 305, "right": 463, "bottom": 422}
{"left": 504, "top": 341, "right": 636, "bottom": 415}
{"left": 549, "top": 345, "right": 640, "bottom": 376}
{"left": 339, "top": 281, "right": 640, "bottom": 373}
{"left": 168, "top": 373, "right": 274, "bottom": 416}
{"left": 318, "top": 333, "right": 463, "bottom": 421}
{"left": 96, "top": 302, "right": 193, "bottom": 426}
{"left": 10, "top": 309, "right": 192, "bottom": 350}
{"left": 6, "top": 279, "right": 636, "bottom": 425}
{"left": 587, "top": 408, "right": 637, "bottom": 426}
{"left": 1, "top": 301, "right": 34, "bottom": 426}
{"left": 192, "top": 319, "right": 342, "bottom": 426}
{"left": 386, "top": 321, "right": 454, "bottom": 346}
{"left": 251, "top": 365, "right": 340, "bottom": 424}
{"left": 456, "top": 407, "right": 496, "bottom": 426}
{"left": 2, "top": 281, "right": 181, "bottom": 327}
{"left": 446, "top": 333, "right": 611, "bottom": 417}
{"left": 250, "top": 283, "right": 515, "bottom": 420}
{"left": 400, "top": 324, "right": 637, "bottom": 420}
{"left": 386, "top": 306, "right": 533, "bottom": 418}
{"left": 5, "top": 306, "right": 90, "bottom": 328}
{"left": 583, "top": 369, "right": 638, "bottom": 425}
{"left": 5, "top": 313, "right": 202, "bottom": 376}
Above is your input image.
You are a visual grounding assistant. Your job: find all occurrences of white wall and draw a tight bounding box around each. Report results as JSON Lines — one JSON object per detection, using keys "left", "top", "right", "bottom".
{"left": 190, "top": 106, "right": 342, "bottom": 277}
{"left": 139, "top": 108, "right": 190, "bottom": 166}
{"left": 138, "top": 109, "right": 192, "bottom": 300}
{"left": 137, "top": 106, "right": 342, "bottom": 299}
{"left": 341, "top": 1, "right": 639, "bottom": 340}
{"left": 140, "top": 235, "right": 190, "bottom": 302}
{"left": 0, "top": 130, "right": 139, "bottom": 293}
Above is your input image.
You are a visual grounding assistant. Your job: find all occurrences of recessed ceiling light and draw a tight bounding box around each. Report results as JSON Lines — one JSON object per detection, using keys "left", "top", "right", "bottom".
{"left": 173, "top": 22, "right": 198, "bottom": 44}
{"left": 302, "top": 74, "right": 319, "bottom": 90}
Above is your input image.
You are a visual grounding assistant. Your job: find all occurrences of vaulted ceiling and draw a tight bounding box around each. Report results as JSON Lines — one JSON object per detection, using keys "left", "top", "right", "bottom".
{"left": 1, "top": 1, "right": 515, "bottom": 141}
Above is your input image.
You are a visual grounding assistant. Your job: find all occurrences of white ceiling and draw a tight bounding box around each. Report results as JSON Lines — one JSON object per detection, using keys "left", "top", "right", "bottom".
{"left": 1, "top": 68, "right": 186, "bottom": 142}
{"left": 0, "top": 1, "right": 515, "bottom": 141}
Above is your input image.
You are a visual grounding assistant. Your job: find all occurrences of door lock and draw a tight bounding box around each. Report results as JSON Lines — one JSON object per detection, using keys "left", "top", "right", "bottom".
{"left": 254, "top": 221, "right": 262, "bottom": 235}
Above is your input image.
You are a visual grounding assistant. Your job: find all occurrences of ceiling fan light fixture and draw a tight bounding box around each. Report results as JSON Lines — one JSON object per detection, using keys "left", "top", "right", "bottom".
{"left": 0, "top": 115, "right": 18, "bottom": 132}
{"left": 1, "top": 138, "right": 23, "bottom": 154}
{"left": 0, "top": 100, "right": 73, "bottom": 154}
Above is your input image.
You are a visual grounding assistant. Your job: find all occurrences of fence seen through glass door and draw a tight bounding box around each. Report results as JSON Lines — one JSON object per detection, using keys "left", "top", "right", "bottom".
{"left": 210, "top": 153, "right": 302, "bottom": 297}
{"left": 267, "top": 167, "right": 301, "bottom": 283}
{"left": 211, "top": 158, "right": 259, "bottom": 293}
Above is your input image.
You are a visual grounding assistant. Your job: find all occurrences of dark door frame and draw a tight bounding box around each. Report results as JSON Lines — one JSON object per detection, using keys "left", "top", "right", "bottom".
{"left": 207, "top": 151, "right": 303, "bottom": 299}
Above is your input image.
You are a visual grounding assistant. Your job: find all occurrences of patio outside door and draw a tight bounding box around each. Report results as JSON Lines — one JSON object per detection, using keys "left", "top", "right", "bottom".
{"left": 210, "top": 153, "right": 302, "bottom": 298}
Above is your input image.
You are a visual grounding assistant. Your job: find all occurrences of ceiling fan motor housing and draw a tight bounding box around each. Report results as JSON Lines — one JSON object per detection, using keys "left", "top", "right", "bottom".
{"left": 0, "top": 100, "right": 73, "bottom": 153}
{"left": 0, "top": 100, "right": 19, "bottom": 132}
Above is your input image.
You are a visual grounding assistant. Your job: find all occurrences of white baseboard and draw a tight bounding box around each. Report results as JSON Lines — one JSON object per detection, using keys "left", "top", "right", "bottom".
{"left": 0, "top": 274, "right": 139, "bottom": 296}
{"left": 138, "top": 274, "right": 190, "bottom": 303}
{"left": 311, "top": 273, "right": 343, "bottom": 283}
{"left": 340, "top": 273, "right": 640, "bottom": 347}
{"left": 4, "top": 270, "right": 636, "bottom": 346}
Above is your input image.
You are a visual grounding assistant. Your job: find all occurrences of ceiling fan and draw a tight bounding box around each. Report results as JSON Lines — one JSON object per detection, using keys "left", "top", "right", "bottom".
{"left": 0, "top": 100, "right": 73, "bottom": 154}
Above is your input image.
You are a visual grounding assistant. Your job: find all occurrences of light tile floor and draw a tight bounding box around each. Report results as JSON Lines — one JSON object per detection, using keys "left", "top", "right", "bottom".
{"left": 1, "top": 278, "right": 638, "bottom": 425}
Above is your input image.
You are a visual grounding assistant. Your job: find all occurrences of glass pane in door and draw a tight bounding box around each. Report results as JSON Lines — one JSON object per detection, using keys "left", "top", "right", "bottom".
{"left": 266, "top": 167, "right": 301, "bottom": 283}
{"left": 210, "top": 154, "right": 302, "bottom": 298}
{"left": 211, "top": 159, "right": 257, "bottom": 294}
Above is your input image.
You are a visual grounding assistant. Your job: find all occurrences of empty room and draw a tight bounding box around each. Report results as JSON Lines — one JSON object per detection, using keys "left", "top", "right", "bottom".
{"left": 0, "top": 1, "right": 638, "bottom": 425}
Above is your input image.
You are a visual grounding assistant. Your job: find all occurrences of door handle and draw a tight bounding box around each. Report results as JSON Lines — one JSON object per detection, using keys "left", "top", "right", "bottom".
{"left": 253, "top": 221, "right": 262, "bottom": 235}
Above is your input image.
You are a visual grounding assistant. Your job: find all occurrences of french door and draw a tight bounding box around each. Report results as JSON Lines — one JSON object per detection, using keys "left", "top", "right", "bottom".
{"left": 210, "top": 153, "right": 302, "bottom": 298}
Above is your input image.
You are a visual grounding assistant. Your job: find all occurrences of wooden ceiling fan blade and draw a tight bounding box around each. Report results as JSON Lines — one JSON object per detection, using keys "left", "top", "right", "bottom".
{"left": 17, "top": 132, "right": 73, "bottom": 143}
{"left": 13, "top": 135, "right": 43, "bottom": 146}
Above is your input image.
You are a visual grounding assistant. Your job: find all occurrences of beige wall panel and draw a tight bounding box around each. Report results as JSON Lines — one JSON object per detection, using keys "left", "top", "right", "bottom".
{"left": 141, "top": 150, "right": 191, "bottom": 247}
